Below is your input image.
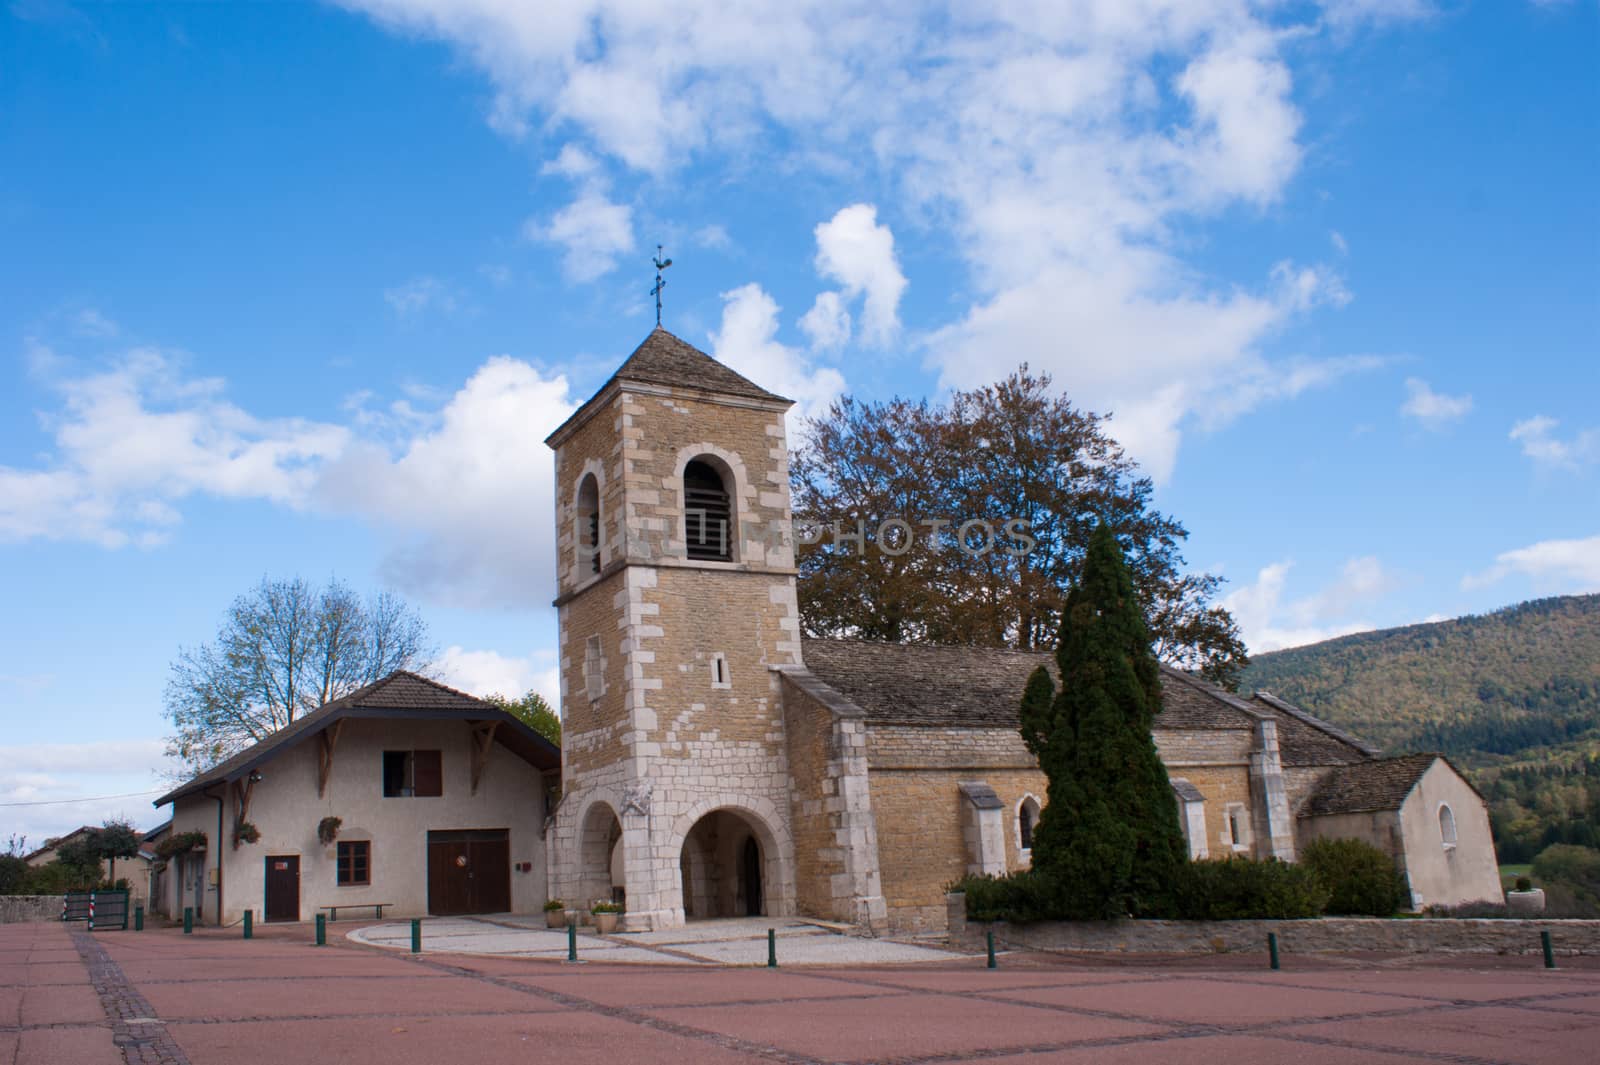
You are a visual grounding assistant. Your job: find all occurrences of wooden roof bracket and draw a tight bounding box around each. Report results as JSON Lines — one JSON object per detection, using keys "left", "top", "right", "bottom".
{"left": 317, "top": 720, "right": 344, "bottom": 799}
{"left": 470, "top": 721, "right": 499, "bottom": 796}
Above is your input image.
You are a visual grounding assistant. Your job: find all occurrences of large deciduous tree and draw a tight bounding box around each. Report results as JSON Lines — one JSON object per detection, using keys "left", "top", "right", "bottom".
{"left": 164, "top": 577, "right": 433, "bottom": 776}
{"left": 484, "top": 689, "right": 562, "bottom": 746}
{"left": 1019, "top": 523, "right": 1189, "bottom": 918}
{"left": 791, "top": 367, "right": 1248, "bottom": 686}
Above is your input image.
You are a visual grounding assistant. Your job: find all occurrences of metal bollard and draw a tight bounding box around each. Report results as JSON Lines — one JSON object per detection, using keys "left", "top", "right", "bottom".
{"left": 567, "top": 920, "right": 578, "bottom": 963}
{"left": 1268, "top": 932, "right": 1280, "bottom": 971}
{"left": 243, "top": 910, "right": 253, "bottom": 940}
{"left": 183, "top": 907, "right": 193, "bottom": 935}
{"left": 986, "top": 930, "right": 997, "bottom": 970}
{"left": 315, "top": 913, "right": 326, "bottom": 947}
{"left": 410, "top": 917, "right": 422, "bottom": 954}
{"left": 767, "top": 928, "right": 777, "bottom": 969}
{"left": 134, "top": 905, "right": 144, "bottom": 932}
{"left": 1542, "top": 930, "right": 1555, "bottom": 969}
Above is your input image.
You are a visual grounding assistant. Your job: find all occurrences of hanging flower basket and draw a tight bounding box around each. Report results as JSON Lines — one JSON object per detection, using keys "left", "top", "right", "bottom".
{"left": 317, "top": 817, "right": 343, "bottom": 846}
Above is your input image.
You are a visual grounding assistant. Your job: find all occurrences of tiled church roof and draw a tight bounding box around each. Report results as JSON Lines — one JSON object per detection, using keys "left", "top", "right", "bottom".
{"left": 613, "top": 327, "right": 788, "bottom": 403}
{"left": 1299, "top": 753, "right": 1443, "bottom": 817}
{"left": 1251, "top": 691, "right": 1380, "bottom": 766}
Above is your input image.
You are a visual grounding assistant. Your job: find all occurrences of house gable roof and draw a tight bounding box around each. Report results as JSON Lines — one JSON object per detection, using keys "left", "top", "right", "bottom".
{"left": 796, "top": 637, "right": 1263, "bottom": 731}
{"left": 153, "top": 671, "right": 560, "bottom": 808}
{"left": 23, "top": 825, "right": 95, "bottom": 863}
{"left": 546, "top": 328, "right": 790, "bottom": 446}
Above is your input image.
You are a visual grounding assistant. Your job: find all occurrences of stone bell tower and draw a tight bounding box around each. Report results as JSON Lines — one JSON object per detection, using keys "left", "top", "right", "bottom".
{"left": 544, "top": 328, "right": 803, "bottom": 930}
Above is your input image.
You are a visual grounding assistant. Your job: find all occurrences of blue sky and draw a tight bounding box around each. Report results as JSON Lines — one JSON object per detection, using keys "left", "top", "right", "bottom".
{"left": 2, "top": 0, "right": 1596, "bottom": 843}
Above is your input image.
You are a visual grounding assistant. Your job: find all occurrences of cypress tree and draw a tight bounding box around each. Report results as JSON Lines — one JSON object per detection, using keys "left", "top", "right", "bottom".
{"left": 1020, "top": 522, "right": 1188, "bottom": 918}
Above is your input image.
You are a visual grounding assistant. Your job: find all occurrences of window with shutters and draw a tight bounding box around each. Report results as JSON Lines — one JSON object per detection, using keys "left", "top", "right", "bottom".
{"left": 382, "top": 750, "right": 443, "bottom": 798}
{"left": 576, "top": 473, "right": 601, "bottom": 575}
{"left": 337, "top": 840, "right": 371, "bottom": 886}
{"left": 683, "top": 458, "right": 733, "bottom": 562}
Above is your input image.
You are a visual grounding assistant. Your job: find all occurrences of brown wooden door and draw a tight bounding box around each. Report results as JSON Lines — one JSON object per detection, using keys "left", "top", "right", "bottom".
{"left": 427, "top": 830, "right": 509, "bottom": 915}
{"left": 264, "top": 856, "right": 300, "bottom": 922}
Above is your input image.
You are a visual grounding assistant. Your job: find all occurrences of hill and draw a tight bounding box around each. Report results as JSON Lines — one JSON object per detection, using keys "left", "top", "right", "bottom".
{"left": 1243, "top": 594, "right": 1600, "bottom": 764}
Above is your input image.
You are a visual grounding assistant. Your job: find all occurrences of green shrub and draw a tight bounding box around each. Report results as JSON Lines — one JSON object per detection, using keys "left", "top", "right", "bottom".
{"left": 951, "top": 872, "right": 1055, "bottom": 923}
{"left": 1514, "top": 876, "right": 1533, "bottom": 892}
{"left": 1175, "top": 858, "right": 1328, "bottom": 920}
{"left": 1300, "top": 837, "right": 1409, "bottom": 916}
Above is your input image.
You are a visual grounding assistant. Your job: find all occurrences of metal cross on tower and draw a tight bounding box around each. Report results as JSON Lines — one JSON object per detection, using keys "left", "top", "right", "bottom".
{"left": 651, "top": 245, "right": 673, "bottom": 326}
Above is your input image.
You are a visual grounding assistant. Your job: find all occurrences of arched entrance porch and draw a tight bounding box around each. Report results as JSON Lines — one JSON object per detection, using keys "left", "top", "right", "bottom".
{"left": 578, "top": 801, "right": 624, "bottom": 908}
{"left": 677, "top": 808, "right": 776, "bottom": 919}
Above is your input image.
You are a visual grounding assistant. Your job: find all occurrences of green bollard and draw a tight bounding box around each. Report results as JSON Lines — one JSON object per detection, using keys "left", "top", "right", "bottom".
{"left": 411, "top": 917, "right": 422, "bottom": 954}
{"left": 243, "top": 910, "right": 252, "bottom": 940}
{"left": 183, "top": 907, "right": 193, "bottom": 935}
{"left": 315, "top": 913, "right": 326, "bottom": 947}
{"left": 1268, "top": 932, "right": 1280, "bottom": 971}
{"left": 986, "top": 930, "right": 997, "bottom": 970}
{"left": 1542, "top": 930, "right": 1555, "bottom": 969}
{"left": 567, "top": 920, "right": 578, "bottom": 963}
{"left": 767, "top": 928, "right": 777, "bottom": 969}
{"left": 134, "top": 905, "right": 144, "bottom": 932}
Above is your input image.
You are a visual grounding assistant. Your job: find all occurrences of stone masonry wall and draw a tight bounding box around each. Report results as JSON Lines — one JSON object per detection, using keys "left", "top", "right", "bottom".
{"left": 948, "top": 894, "right": 1600, "bottom": 955}
{"left": 0, "top": 897, "right": 61, "bottom": 923}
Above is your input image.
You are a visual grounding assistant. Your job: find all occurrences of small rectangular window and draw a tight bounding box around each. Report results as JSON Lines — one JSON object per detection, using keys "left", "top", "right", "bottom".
{"left": 711, "top": 653, "right": 731, "bottom": 689}
{"left": 382, "top": 750, "right": 443, "bottom": 798}
{"left": 337, "top": 841, "right": 370, "bottom": 886}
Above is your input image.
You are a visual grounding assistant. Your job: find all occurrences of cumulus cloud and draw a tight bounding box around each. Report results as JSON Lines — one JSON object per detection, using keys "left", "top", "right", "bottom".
{"left": 1463, "top": 535, "right": 1600, "bottom": 593}
{"left": 435, "top": 646, "right": 560, "bottom": 707}
{"left": 0, "top": 349, "right": 348, "bottom": 547}
{"left": 1400, "top": 377, "right": 1473, "bottom": 428}
{"left": 811, "top": 204, "right": 907, "bottom": 347}
{"left": 1, "top": 739, "right": 172, "bottom": 844}
{"left": 1222, "top": 556, "right": 1398, "bottom": 653}
{"left": 315, "top": 356, "right": 576, "bottom": 608}
{"left": 798, "top": 291, "right": 851, "bottom": 351}
{"left": 709, "top": 284, "right": 845, "bottom": 422}
{"left": 335, "top": 1, "right": 1400, "bottom": 478}
{"left": 1510, "top": 415, "right": 1598, "bottom": 470}
{"left": 529, "top": 191, "right": 635, "bottom": 282}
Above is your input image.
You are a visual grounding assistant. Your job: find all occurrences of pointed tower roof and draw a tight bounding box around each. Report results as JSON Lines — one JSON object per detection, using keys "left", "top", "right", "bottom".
{"left": 547, "top": 327, "right": 790, "bottom": 446}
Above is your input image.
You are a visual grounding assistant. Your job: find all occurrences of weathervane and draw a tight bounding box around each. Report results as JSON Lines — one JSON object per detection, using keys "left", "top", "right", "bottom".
{"left": 651, "top": 245, "right": 673, "bottom": 326}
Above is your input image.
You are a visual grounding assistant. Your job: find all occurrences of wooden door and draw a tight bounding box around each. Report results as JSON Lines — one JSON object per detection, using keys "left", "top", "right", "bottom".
{"left": 427, "top": 830, "right": 509, "bottom": 915}
{"left": 264, "top": 856, "right": 300, "bottom": 922}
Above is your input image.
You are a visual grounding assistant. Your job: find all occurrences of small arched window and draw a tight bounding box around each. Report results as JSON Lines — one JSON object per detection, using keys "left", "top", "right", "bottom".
{"left": 684, "top": 459, "right": 732, "bottom": 562}
{"left": 1017, "top": 795, "right": 1040, "bottom": 852}
{"left": 576, "top": 474, "right": 601, "bottom": 575}
{"left": 1439, "top": 804, "right": 1457, "bottom": 849}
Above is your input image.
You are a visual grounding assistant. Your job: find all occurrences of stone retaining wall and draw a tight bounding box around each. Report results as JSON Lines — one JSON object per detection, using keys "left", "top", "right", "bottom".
{"left": 0, "top": 896, "right": 61, "bottom": 923}
{"left": 947, "top": 892, "right": 1600, "bottom": 955}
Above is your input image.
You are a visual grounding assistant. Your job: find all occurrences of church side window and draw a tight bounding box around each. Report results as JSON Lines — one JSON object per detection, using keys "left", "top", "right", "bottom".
{"left": 583, "top": 636, "right": 605, "bottom": 703}
{"left": 1438, "top": 803, "right": 1457, "bottom": 850}
{"left": 1016, "top": 795, "right": 1040, "bottom": 853}
{"left": 684, "top": 458, "right": 733, "bottom": 562}
{"left": 576, "top": 473, "right": 601, "bottom": 576}
{"left": 1224, "top": 803, "right": 1249, "bottom": 852}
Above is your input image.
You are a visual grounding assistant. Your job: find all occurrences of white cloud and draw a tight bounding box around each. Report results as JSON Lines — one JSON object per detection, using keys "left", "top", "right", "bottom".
{"left": 336, "top": 1, "right": 1396, "bottom": 479}
{"left": 1400, "top": 377, "right": 1472, "bottom": 428}
{"left": 812, "top": 204, "right": 907, "bottom": 347}
{"left": 316, "top": 356, "right": 577, "bottom": 608}
{"left": 530, "top": 191, "right": 636, "bottom": 282}
{"left": 1222, "top": 556, "right": 1398, "bottom": 653}
{"left": 1463, "top": 535, "right": 1600, "bottom": 593}
{"left": 384, "top": 276, "right": 462, "bottom": 316}
{"left": 799, "top": 291, "right": 851, "bottom": 350}
{"left": 435, "top": 646, "right": 559, "bottom": 706}
{"left": 0, "top": 350, "right": 348, "bottom": 547}
{"left": 709, "top": 284, "right": 845, "bottom": 422}
{"left": 1510, "top": 415, "right": 1599, "bottom": 470}
{"left": 0, "top": 739, "right": 172, "bottom": 845}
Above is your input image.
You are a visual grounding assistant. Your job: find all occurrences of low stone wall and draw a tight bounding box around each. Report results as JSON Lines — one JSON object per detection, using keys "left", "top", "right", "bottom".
{"left": 947, "top": 893, "right": 1600, "bottom": 955}
{"left": 0, "top": 896, "right": 61, "bottom": 924}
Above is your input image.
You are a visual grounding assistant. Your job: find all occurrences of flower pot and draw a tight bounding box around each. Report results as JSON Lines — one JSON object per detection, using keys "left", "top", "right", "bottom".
{"left": 1506, "top": 888, "right": 1545, "bottom": 915}
{"left": 593, "top": 912, "right": 619, "bottom": 934}
{"left": 546, "top": 909, "right": 568, "bottom": 929}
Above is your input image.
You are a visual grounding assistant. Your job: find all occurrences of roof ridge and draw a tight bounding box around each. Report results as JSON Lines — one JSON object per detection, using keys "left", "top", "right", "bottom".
{"left": 805, "top": 635, "right": 1054, "bottom": 659}
{"left": 1253, "top": 690, "right": 1383, "bottom": 757}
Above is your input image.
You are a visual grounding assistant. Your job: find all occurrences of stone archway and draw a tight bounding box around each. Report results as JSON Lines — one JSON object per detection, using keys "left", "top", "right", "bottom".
{"left": 675, "top": 806, "right": 786, "bottom": 919}
{"left": 577, "top": 800, "right": 623, "bottom": 908}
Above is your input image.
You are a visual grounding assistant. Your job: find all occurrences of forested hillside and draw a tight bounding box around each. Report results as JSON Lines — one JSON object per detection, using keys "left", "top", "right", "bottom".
{"left": 1244, "top": 594, "right": 1600, "bottom": 870}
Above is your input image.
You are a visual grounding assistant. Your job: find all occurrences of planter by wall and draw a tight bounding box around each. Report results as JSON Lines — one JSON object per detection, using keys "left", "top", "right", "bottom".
{"left": 593, "top": 912, "right": 619, "bottom": 934}
{"left": 1506, "top": 889, "right": 1546, "bottom": 916}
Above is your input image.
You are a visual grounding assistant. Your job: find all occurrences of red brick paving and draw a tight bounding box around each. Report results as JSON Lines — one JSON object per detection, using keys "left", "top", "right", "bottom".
{"left": 1, "top": 919, "right": 1596, "bottom": 1064}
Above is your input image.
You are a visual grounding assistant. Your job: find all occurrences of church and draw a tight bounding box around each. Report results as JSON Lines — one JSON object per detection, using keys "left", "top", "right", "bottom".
{"left": 543, "top": 328, "right": 1503, "bottom": 933}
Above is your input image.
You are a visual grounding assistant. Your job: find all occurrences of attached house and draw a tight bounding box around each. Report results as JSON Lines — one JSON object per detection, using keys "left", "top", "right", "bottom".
{"left": 152, "top": 672, "right": 560, "bottom": 926}
{"left": 25, "top": 825, "right": 155, "bottom": 907}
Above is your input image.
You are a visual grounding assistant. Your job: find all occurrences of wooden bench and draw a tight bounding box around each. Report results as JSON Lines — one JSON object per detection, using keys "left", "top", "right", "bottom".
{"left": 317, "top": 903, "right": 395, "bottom": 922}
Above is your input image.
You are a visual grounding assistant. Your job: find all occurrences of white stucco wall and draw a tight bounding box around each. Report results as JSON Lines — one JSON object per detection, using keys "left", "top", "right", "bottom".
{"left": 1398, "top": 760, "right": 1503, "bottom": 910}
{"left": 162, "top": 718, "right": 549, "bottom": 925}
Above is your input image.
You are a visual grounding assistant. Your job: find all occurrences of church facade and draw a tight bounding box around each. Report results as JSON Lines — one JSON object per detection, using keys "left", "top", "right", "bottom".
{"left": 543, "top": 329, "right": 1502, "bottom": 933}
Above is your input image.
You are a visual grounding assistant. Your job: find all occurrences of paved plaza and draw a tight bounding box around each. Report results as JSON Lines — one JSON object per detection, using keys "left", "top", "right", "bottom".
{"left": 2, "top": 919, "right": 1598, "bottom": 1064}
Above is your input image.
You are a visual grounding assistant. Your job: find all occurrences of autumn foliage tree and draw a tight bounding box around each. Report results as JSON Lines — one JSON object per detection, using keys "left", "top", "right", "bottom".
{"left": 791, "top": 367, "right": 1247, "bottom": 686}
{"left": 1018, "top": 524, "right": 1189, "bottom": 918}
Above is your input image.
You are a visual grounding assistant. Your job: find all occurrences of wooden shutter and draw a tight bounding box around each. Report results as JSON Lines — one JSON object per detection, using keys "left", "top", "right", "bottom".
{"left": 413, "top": 750, "right": 443, "bottom": 797}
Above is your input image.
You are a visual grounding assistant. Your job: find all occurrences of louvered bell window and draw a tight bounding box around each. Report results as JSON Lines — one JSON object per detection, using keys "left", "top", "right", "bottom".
{"left": 684, "top": 460, "right": 732, "bottom": 562}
